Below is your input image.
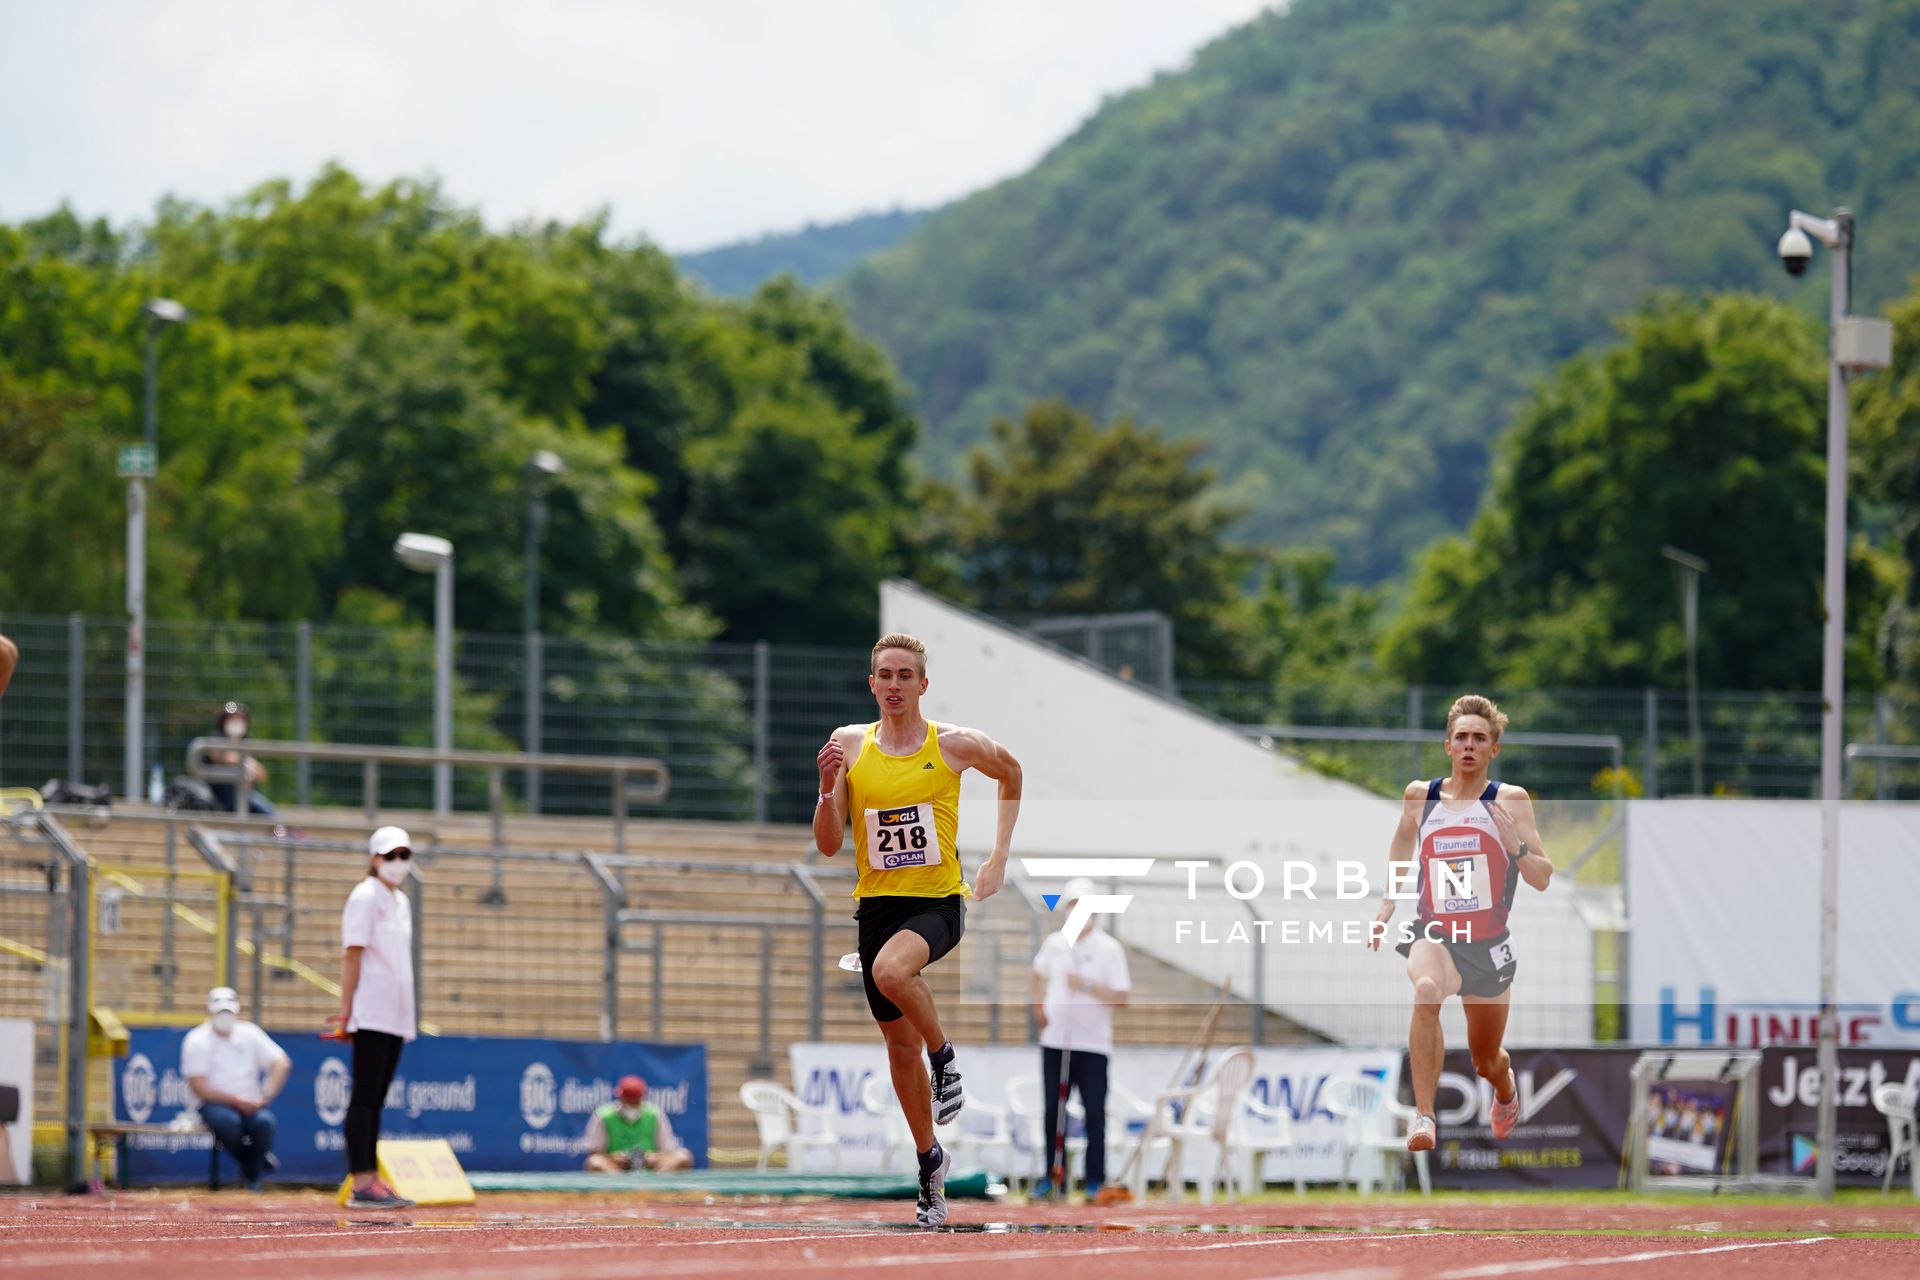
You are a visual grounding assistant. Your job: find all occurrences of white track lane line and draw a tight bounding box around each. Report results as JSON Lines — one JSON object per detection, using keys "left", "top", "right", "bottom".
{"left": 0, "top": 1226, "right": 895, "bottom": 1270}
{"left": 1261, "top": 1235, "right": 1841, "bottom": 1280}
{"left": 317, "top": 1230, "right": 1440, "bottom": 1280}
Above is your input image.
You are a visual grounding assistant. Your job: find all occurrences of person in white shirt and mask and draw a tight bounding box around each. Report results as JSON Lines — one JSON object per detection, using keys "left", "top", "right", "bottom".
{"left": 182, "top": 987, "right": 290, "bottom": 1191}
{"left": 1027, "top": 877, "right": 1131, "bottom": 1198}
{"left": 329, "top": 825, "right": 419, "bottom": 1209}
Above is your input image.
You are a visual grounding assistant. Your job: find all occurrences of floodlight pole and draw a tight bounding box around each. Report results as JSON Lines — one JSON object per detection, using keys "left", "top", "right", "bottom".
{"left": 125, "top": 300, "right": 187, "bottom": 801}
{"left": 1801, "top": 206, "right": 1852, "bottom": 1201}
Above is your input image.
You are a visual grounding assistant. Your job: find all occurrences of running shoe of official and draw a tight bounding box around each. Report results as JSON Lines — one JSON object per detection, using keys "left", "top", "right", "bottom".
{"left": 915, "top": 1142, "right": 952, "bottom": 1229}
{"left": 347, "top": 1182, "right": 415, "bottom": 1210}
{"left": 930, "top": 1048, "right": 965, "bottom": 1124}
{"left": 1490, "top": 1089, "right": 1520, "bottom": 1139}
{"left": 1407, "top": 1112, "right": 1437, "bottom": 1152}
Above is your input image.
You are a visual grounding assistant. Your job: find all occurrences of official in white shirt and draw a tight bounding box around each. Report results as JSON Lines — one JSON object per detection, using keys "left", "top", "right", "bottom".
{"left": 182, "top": 986, "right": 290, "bottom": 1191}
{"left": 331, "top": 825, "right": 419, "bottom": 1209}
{"left": 1028, "top": 877, "right": 1131, "bottom": 1196}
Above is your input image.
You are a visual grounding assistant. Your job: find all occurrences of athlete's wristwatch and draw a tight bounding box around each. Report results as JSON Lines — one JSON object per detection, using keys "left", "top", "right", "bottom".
{"left": 1515, "top": 840, "right": 1531, "bottom": 859}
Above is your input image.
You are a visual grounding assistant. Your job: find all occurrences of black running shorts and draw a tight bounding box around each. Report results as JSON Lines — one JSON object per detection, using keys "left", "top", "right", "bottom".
{"left": 1397, "top": 929, "right": 1518, "bottom": 999}
{"left": 855, "top": 894, "right": 966, "bottom": 1022}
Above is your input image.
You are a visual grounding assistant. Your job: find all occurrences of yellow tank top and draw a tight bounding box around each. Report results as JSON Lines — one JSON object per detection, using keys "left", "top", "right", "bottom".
{"left": 846, "top": 720, "right": 965, "bottom": 900}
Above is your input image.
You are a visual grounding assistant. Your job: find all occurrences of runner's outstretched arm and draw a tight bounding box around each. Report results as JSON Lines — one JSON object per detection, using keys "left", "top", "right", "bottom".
{"left": 947, "top": 728, "right": 1021, "bottom": 900}
{"left": 1492, "top": 788, "right": 1554, "bottom": 891}
{"left": 813, "top": 726, "right": 859, "bottom": 856}
{"left": 1368, "top": 781, "right": 1425, "bottom": 951}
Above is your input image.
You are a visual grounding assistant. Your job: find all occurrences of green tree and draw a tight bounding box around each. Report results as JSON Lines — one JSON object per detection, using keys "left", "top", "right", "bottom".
{"left": 1852, "top": 279, "right": 1920, "bottom": 717}
{"left": 950, "top": 399, "right": 1260, "bottom": 679}
{"left": 1383, "top": 293, "right": 1896, "bottom": 692}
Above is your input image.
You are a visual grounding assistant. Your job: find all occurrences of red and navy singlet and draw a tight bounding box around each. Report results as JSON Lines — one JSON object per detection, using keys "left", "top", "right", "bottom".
{"left": 1412, "top": 779, "right": 1518, "bottom": 945}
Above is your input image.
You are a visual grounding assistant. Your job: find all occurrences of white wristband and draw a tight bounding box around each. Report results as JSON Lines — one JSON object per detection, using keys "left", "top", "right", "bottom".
{"left": 817, "top": 791, "right": 834, "bottom": 803}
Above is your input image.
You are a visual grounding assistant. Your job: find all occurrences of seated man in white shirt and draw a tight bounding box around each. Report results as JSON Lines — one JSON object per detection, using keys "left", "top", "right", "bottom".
{"left": 1028, "top": 877, "right": 1131, "bottom": 1198}
{"left": 182, "top": 987, "right": 291, "bottom": 1191}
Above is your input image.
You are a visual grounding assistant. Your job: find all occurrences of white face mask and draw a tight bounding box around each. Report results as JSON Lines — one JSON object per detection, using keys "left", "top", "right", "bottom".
{"left": 619, "top": 1104, "right": 643, "bottom": 1122}
{"left": 211, "top": 1011, "right": 237, "bottom": 1035}
{"left": 223, "top": 719, "right": 248, "bottom": 739}
{"left": 376, "top": 859, "right": 409, "bottom": 886}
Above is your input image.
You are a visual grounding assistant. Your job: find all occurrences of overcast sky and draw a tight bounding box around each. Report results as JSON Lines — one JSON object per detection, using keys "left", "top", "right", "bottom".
{"left": 1, "top": 0, "right": 1274, "bottom": 253}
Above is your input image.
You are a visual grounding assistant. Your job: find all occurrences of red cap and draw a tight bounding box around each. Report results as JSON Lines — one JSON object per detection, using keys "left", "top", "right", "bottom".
{"left": 616, "top": 1075, "right": 647, "bottom": 1103}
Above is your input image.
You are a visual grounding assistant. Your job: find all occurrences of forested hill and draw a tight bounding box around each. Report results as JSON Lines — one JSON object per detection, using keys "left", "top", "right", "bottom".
{"left": 841, "top": 0, "right": 1920, "bottom": 580}
{"left": 679, "top": 208, "right": 925, "bottom": 296}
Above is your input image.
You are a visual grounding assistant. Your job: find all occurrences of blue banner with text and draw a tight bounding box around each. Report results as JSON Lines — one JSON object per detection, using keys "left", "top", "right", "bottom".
{"left": 114, "top": 1030, "right": 707, "bottom": 1182}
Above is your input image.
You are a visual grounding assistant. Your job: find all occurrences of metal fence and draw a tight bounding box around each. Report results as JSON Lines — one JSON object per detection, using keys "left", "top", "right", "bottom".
{"left": 1183, "top": 681, "right": 1915, "bottom": 801}
{"left": 0, "top": 612, "right": 1912, "bottom": 820}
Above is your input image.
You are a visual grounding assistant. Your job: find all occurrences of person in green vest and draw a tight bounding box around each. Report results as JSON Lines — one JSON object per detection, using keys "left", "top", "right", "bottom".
{"left": 584, "top": 1075, "right": 692, "bottom": 1172}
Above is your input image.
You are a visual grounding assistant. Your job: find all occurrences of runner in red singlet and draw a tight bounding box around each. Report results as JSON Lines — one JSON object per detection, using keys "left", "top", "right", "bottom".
{"left": 1367, "top": 695, "right": 1555, "bottom": 1151}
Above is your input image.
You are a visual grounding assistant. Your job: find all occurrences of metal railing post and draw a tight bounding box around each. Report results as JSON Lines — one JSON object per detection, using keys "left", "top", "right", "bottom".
{"left": 363, "top": 759, "right": 378, "bottom": 820}
{"left": 645, "top": 919, "right": 663, "bottom": 1039}
{"left": 791, "top": 866, "right": 826, "bottom": 1042}
{"left": 36, "top": 814, "right": 91, "bottom": 1187}
{"left": 1643, "top": 687, "right": 1659, "bottom": 799}
{"left": 483, "top": 768, "right": 507, "bottom": 906}
{"left": 753, "top": 925, "right": 775, "bottom": 1076}
{"left": 613, "top": 769, "right": 627, "bottom": 856}
{"left": 753, "top": 642, "right": 770, "bottom": 825}
{"left": 68, "top": 613, "right": 85, "bottom": 783}
{"left": 187, "top": 826, "right": 240, "bottom": 985}
{"left": 1875, "top": 695, "right": 1892, "bottom": 800}
{"left": 526, "top": 630, "right": 543, "bottom": 815}
{"left": 585, "top": 856, "right": 623, "bottom": 1042}
{"left": 162, "top": 819, "right": 178, "bottom": 1011}
{"left": 296, "top": 621, "right": 312, "bottom": 806}
{"left": 1247, "top": 897, "right": 1266, "bottom": 1046}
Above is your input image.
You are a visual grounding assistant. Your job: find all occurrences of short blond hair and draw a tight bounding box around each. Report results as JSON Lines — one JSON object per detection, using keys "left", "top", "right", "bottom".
{"left": 1446, "top": 694, "right": 1509, "bottom": 741}
{"left": 871, "top": 632, "right": 927, "bottom": 676}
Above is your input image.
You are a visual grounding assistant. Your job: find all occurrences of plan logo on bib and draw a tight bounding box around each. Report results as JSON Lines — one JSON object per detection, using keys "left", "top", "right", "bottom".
{"left": 1018, "top": 858, "right": 1156, "bottom": 942}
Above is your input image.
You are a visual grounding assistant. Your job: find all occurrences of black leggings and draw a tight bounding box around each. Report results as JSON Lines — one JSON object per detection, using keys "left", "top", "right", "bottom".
{"left": 346, "top": 1030, "right": 405, "bottom": 1175}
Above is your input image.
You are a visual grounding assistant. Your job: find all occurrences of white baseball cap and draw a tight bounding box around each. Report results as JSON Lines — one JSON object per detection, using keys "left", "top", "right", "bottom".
{"left": 369, "top": 825, "right": 412, "bottom": 858}
{"left": 207, "top": 987, "right": 240, "bottom": 1015}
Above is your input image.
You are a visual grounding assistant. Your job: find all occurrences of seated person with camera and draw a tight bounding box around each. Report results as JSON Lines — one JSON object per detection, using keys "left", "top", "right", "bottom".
{"left": 583, "top": 1075, "right": 692, "bottom": 1172}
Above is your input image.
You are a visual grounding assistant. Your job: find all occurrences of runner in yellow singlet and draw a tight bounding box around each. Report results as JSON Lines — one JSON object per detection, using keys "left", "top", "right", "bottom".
{"left": 812, "top": 632, "right": 1023, "bottom": 1229}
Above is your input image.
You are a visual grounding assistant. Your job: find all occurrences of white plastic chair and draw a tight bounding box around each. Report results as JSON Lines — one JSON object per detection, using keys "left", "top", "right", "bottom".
{"left": 953, "top": 1093, "right": 1019, "bottom": 1185}
{"left": 860, "top": 1073, "right": 964, "bottom": 1174}
{"left": 1871, "top": 1082, "right": 1917, "bottom": 1197}
{"left": 1229, "top": 1082, "right": 1305, "bottom": 1196}
{"left": 739, "top": 1080, "right": 840, "bottom": 1173}
{"left": 1105, "top": 1080, "right": 1157, "bottom": 1188}
{"left": 1007, "top": 1072, "right": 1086, "bottom": 1191}
{"left": 1322, "top": 1072, "right": 1427, "bottom": 1195}
{"left": 1133, "top": 1047, "right": 1255, "bottom": 1204}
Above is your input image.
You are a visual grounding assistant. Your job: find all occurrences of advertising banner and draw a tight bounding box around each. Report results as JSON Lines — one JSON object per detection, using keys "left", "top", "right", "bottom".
{"left": 115, "top": 1030, "right": 706, "bottom": 1182}
{"left": 1626, "top": 801, "right": 1920, "bottom": 1047}
{"left": 1414, "top": 1047, "right": 1637, "bottom": 1189}
{"left": 0, "top": 1018, "right": 30, "bottom": 1184}
{"left": 1757, "top": 1047, "right": 1920, "bottom": 1184}
{"left": 790, "top": 1041, "right": 1400, "bottom": 1184}
{"left": 1409, "top": 1046, "right": 1918, "bottom": 1189}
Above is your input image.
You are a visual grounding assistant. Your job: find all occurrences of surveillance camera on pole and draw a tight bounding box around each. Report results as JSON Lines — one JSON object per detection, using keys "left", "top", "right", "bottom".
{"left": 1776, "top": 205, "right": 1895, "bottom": 1201}
{"left": 1776, "top": 226, "right": 1813, "bottom": 277}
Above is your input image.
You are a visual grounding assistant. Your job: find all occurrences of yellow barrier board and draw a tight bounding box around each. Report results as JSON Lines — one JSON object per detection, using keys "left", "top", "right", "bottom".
{"left": 336, "top": 1139, "right": 475, "bottom": 1206}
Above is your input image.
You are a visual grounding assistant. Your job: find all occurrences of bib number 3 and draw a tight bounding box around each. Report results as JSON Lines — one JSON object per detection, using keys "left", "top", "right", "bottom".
{"left": 866, "top": 804, "right": 939, "bottom": 872}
